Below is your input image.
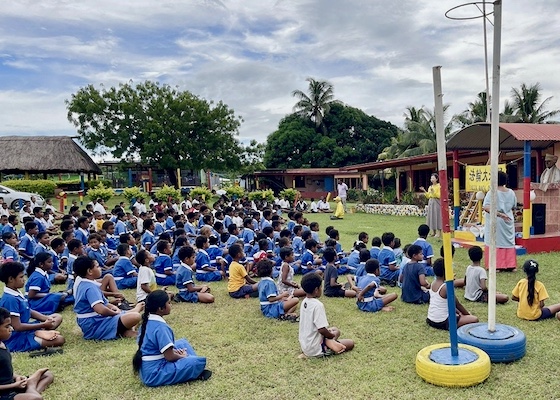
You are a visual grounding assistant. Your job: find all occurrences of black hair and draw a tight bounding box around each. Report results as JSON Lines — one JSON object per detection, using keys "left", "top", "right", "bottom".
{"left": 258, "top": 238, "right": 268, "bottom": 251}
{"left": 228, "top": 244, "right": 243, "bottom": 259}
{"left": 371, "top": 236, "right": 382, "bottom": 247}
{"left": 280, "top": 246, "right": 293, "bottom": 260}
{"left": 325, "top": 225, "right": 334, "bottom": 235}
{"left": 256, "top": 259, "right": 274, "bottom": 277}
{"left": 523, "top": 259, "right": 539, "bottom": 306}
{"left": 497, "top": 170, "right": 508, "bottom": 186}
{"left": 61, "top": 231, "right": 74, "bottom": 242}
{"left": 202, "top": 214, "right": 213, "bottom": 225}
{"left": 304, "top": 239, "right": 318, "bottom": 250}
{"left": 301, "top": 272, "right": 322, "bottom": 295}
{"left": 279, "top": 229, "right": 291, "bottom": 238}
{"left": 301, "top": 230, "right": 312, "bottom": 241}
{"left": 324, "top": 238, "right": 337, "bottom": 248}
{"left": 328, "top": 229, "right": 339, "bottom": 239}
{"left": 1, "top": 231, "right": 15, "bottom": 242}
{"left": 293, "top": 225, "right": 302, "bottom": 235}
{"left": 157, "top": 240, "right": 170, "bottom": 253}
{"left": 24, "top": 221, "right": 37, "bottom": 232}
{"left": 243, "top": 217, "right": 253, "bottom": 228}
{"left": 359, "top": 249, "right": 371, "bottom": 263}
{"left": 28, "top": 252, "right": 53, "bottom": 276}
{"left": 433, "top": 258, "right": 445, "bottom": 278}
{"left": 358, "top": 232, "right": 368, "bottom": 242}
{"left": 73, "top": 256, "right": 94, "bottom": 278}
{"left": 208, "top": 235, "right": 219, "bottom": 246}
{"left": 393, "top": 237, "right": 401, "bottom": 249}
{"left": 255, "top": 232, "right": 267, "bottom": 242}
{"left": 136, "top": 250, "right": 150, "bottom": 266}
{"left": 323, "top": 247, "right": 337, "bottom": 263}
{"left": 133, "top": 290, "right": 169, "bottom": 374}
{"left": 278, "top": 237, "right": 289, "bottom": 248}
{"left": 36, "top": 231, "right": 49, "bottom": 241}
{"left": 68, "top": 239, "right": 83, "bottom": 253}
{"left": 0, "top": 307, "right": 10, "bottom": 325}
{"left": 88, "top": 233, "right": 101, "bottom": 243}
{"left": 50, "top": 237, "right": 65, "bottom": 250}
{"left": 418, "top": 224, "right": 430, "bottom": 237}
{"left": 354, "top": 241, "right": 367, "bottom": 251}
{"left": 213, "top": 221, "right": 223, "bottom": 232}
{"left": 178, "top": 246, "right": 196, "bottom": 262}
{"left": 76, "top": 216, "right": 88, "bottom": 228}
{"left": 117, "top": 243, "right": 130, "bottom": 257}
{"left": 381, "top": 232, "right": 395, "bottom": 246}
{"left": 155, "top": 212, "right": 165, "bottom": 220}
{"left": 262, "top": 226, "right": 273, "bottom": 236}
{"left": 220, "top": 232, "right": 230, "bottom": 244}
{"left": 468, "top": 246, "right": 483, "bottom": 263}
{"left": 227, "top": 224, "right": 238, "bottom": 234}
{"left": 7, "top": 215, "right": 17, "bottom": 224}
{"left": 309, "top": 222, "right": 319, "bottom": 231}
{"left": 101, "top": 220, "right": 115, "bottom": 230}
{"left": 60, "top": 220, "right": 74, "bottom": 232}
{"left": 195, "top": 236, "right": 207, "bottom": 249}
{"left": 119, "top": 233, "right": 132, "bottom": 243}
{"left": 173, "top": 237, "right": 189, "bottom": 254}
{"left": 0, "top": 261, "right": 25, "bottom": 283}
{"left": 407, "top": 244, "right": 423, "bottom": 258}
{"left": 365, "top": 259, "right": 380, "bottom": 274}
{"left": 143, "top": 218, "right": 154, "bottom": 231}
{"left": 439, "top": 245, "right": 455, "bottom": 258}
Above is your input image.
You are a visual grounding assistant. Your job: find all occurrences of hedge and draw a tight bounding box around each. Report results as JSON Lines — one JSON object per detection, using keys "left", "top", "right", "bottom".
{"left": 2, "top": 180, "right": 57, "bottom": 198}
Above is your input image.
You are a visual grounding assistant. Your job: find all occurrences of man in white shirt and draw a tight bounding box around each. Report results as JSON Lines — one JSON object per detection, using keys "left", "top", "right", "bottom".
{"left": 93, "top": 198, "right": 107, "bottom": 215}
{"left": 0, "top": 198, "right": 9, "bottom": 217}
{"left": 540, "top": 153, "right": 560, "bottom": 184}
{"left": 317, "top": 197, "right": 331, "bottom": 212}
{"left": 309, "top": 198, "right": 318, "bottom": 213}
{"left": 336, "top": 179, "right": 348, "bottom": 211}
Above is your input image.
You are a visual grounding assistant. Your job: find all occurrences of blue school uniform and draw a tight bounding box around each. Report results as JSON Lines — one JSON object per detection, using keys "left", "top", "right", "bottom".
{"left": 141, "top": 231, "right": 155, "bottom": 250}
{"left": 184, "top": 222, "right": 198, "bottom": 239}
{"left": 258, "top": 277, "right": 284, "bottom": 318}
{"left": 74, "top": 277, "right": 121, "bottom": 340}
{"left": 171, "top": 247, "right": 183, "bottom": 270}
{"left": 300, "top": 249, "right": 317, "bottom": 274}
{"left": 287, "top": 221, "right": 296, "bottom": 232}
{"left": 225, "top": 234, "right": 239, "bottom": 249}
{"left": 260, "top": 219, "right": 272, "bottom": 231}
{"left": 106, "top": 235, "right": 118, "bottom": 252}
{"left": 2, "top": 244, "right": 20, "bottom": 263}
{"left": 33, "top": 217, "right": 46, "bottom": 233}
{"left": 0, "top": 288, "right": 42, "bottom": 352}
{"left": 66, "top": 254, "right": 77, "bottom": 291}
{"left": 165, "top": 217, "right": 175, "bottom": 232}
{"left": 115, "top": 220, "right": 128, "bottom": 236}
{"left": 3, "top": 223, "right": 16, "bottom": 235}
{"left": 378, "top": 247, "right": 400, "bottom": 283}
{"left": 18, "top": 234, "right": 36, "bottom": 265}
{"left": 370, "top": 246, "right": 381, "bottom": 260}
{"left": 18, "top": 228, "right": 26, "bottom": 240}
{"left": 241, "top": 228, "right": 255, "bottom": 255}
{"left": 25, "top": 268, "right": 66, "bottom": 315}
{"left": 154, "top": 223, "right": 165, "bottom": 239}
{"left": 74, "top": 228, "right": 89, "bottom": 246}
{"left": 223, "top": 215, "right": 233, "bottom": 229}
{"left": 87, "top": 248, "right": 106, "bottom": 268}
{"left": 153, "top": 254, "right": 176, "bottom": 286}
{"left": 176, "top": 263, "right": 198, "bottom": 303}
{"left": 113, "top": 256, "right": 138, "bottom": 289}
{"left": 138, "top": 314, "right": 206, "bottom": 387}
{"left": 292, "top": 237, "right": 304, "bottom": 259}
{"left": 33, "top": 243, "right": 49, "bottom": 256}
{"left": 195, "top": 250, "right": 221, "bottom": 282}
{"left": 356, "top": 274, "right": 385, "bottom": 312}
{"left": 206, "top": 245, "right": 223, "bottom": 267}
{"left": 355, "top": 261, "right": 366, "bottom": 277}
{"left": 346, "top": 250, "right": 361, "bottom": 273}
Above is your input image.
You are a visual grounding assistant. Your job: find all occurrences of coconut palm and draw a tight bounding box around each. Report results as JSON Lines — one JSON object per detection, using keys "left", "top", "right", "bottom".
{"left": 292, "top": 78, "right": 338, "bottom": 133}
{"left": 499, "top": 99, "right": 519, "bottom": 123}
{"left": 454, "top": 91, "right": 489, "bottom": 128}
{"left": 509, "top": 83, "right": 559, "bottom": 123}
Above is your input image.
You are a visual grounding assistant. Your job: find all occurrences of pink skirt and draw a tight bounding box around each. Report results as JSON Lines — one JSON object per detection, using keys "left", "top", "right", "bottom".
{"left": 484, "top": 246, "right": 517, "bottom": 270}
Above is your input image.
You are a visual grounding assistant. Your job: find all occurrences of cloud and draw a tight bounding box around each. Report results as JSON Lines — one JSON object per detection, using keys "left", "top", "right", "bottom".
{"left": 0, "top": 0, "right": 559, "bottom": 148}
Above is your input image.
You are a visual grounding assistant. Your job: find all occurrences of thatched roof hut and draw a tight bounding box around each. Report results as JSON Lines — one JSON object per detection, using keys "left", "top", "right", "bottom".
{"left": 0, "top": 136, "right": 101, "bottom": 174}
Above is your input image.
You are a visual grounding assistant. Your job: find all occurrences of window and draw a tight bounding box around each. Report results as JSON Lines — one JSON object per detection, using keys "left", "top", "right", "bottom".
{"left": 294, "top": 176, "right": 305, "bottom": 188}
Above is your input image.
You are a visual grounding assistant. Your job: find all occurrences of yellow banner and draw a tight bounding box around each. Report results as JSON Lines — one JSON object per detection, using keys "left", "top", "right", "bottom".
{"left": 465, "top": 164, "right": 506, "bottom": 192}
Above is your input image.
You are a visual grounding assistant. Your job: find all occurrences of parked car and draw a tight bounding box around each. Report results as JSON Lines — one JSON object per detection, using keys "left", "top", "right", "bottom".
{"left": 0, "top": 185, "right": 45, "bottom": 211}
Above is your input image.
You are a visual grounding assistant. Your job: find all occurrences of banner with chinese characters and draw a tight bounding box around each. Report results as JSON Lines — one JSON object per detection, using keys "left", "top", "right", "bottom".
{"left": 465, "top": 164, "right": 506, "bottom": 192}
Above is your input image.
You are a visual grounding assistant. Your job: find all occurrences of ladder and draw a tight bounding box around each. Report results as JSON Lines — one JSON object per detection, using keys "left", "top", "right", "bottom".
{"left": 459, "top": 193, "right": 480, "bottom": 225}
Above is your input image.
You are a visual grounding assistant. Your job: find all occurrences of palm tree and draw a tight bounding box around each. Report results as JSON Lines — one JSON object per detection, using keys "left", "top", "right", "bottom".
{"left": 509, "top": 83, "right": 559, "bottom": 123}
{"left": 454, "top": 92, "right": 489, "bottom": 128}
{"left": 499, "top": 99, "right": 519, "bottom": 123}
{"left": 292, "top": 78, "right": 338, "bottom": 133}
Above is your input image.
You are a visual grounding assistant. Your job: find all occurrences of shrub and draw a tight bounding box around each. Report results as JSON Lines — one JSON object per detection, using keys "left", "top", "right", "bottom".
{"left": 2, "top": 179, "right": 57, "bottom": 198}
{"left": 122, "top": 187, "right": 148, "bottom": 203}
{"left": 248, "top": 189, "right": 275, "bottom": 203}
{"left": 189, "top": 186, "right": 213, "bottom": 201}
{"left": 279, "top": 188, "right": 301, "bottom": 202}
{"left": 347, "top": 189, "right": 362, "bottom": 202}
{"left": 86, "top": 179, "right": 112, "bottom": 190}
{"left": 225, "top": 185, "right": 245, "bottom": 199}
{"left": 87, "top": 183, "right": 114, "bottom": 202}
{"left": 154, "top": 184, "right": 182, "bottom": 203}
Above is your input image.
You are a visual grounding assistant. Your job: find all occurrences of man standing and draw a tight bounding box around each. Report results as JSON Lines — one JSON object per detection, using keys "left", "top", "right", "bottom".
{"left": 540, "top": 153, "right": 560, "bottom": 184}
{"left": 336, "top": 179, "right": 348, "bottom": 211}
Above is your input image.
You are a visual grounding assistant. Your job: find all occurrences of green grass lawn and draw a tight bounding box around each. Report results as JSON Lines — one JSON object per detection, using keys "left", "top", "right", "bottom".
{"left": 8, "top": 212, "right": 560, "bottom": 399}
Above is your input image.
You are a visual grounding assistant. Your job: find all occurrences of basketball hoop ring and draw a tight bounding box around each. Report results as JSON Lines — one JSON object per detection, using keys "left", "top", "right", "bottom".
{"left": 445, "top": 1, "right": 494, "bottom": 21}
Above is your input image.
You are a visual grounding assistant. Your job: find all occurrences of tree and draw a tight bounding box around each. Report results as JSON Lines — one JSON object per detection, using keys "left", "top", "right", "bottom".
{"left": 454, "top": 92, "right": 489, "bottom": 128}
{"left": 264, "top": 103, "right": 397, "bottom": 168}
{"left": 238, "top": 140, "right": 266, "bottom": 175}
{"left": 66, "top": 81, "right": 242, "bottom": 187}
{"left": 292, "top": 78, "right": 339, "bottom": 133}
{"left": 508, "top": 83, "right": 559, "bottom": 123}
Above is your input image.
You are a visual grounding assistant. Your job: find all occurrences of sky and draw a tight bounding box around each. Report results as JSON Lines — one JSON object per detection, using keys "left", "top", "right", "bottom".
{"left": 1, "top": 0, "right": 559, "bottom": 153}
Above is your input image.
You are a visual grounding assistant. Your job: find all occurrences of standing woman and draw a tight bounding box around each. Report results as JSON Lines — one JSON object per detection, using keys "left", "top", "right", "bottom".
{"left": 420, "top": 173, "right": 442, "bottom": 238}
{"left": 483, "top": 171, "right": 517, "bottom": 271}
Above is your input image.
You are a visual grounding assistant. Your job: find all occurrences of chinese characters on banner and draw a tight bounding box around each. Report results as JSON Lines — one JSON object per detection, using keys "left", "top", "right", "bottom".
{"left": 465, "top": 164, "right": 506, "bottom": 192}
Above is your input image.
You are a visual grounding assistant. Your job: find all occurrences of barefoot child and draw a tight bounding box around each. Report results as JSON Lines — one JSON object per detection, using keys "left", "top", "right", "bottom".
{"left": 298, "top": 273, "right": 354, "bottom": 357}
{"left": 175, "top": 247, "right": 215, "bottom": 303}
{"left": 426, "top": 258, "right": 478, "bottom": 330}
{"left": 0, "top": 262, "right": 65, "bottom": 353}
{"left": 132, "top": 290, "right": 211, "bottom": 387}
{"left": 73, "top": 256, "right": 143, "bottom": 340}
{"left": 512, "top": 259, "right": 560, "bottom": 321}
{"left": 256, "top": 260, "right": 298, "bottom": 320}
{"left": 356, "top": 259, "right": 397, "bottom": 312}
{"left": 0, "top": 307, "right": 54, "bottom": 399}
{"left": 227, "top": 244, "right": 258, "bottom": 299}
{"left": 277, "top": 247, "right": 306, "bottom": 297}
{"left": 323, "top": 248, "right": 356, "bottom": 298}
{"left": 464, "top": 246, "right": 509, "bottom": 304}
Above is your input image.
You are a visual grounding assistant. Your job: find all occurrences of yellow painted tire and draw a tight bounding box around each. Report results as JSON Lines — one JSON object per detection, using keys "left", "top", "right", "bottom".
{"left": 416, "top": 343, "right": 491, "bottom": 387}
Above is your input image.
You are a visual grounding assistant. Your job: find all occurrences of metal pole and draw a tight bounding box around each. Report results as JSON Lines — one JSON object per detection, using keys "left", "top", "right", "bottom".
{"left": 487, "top": 0, "right": 502, "bottom": 332}
{"left": 483, "top": 0, "right": 491, "bottom": 122}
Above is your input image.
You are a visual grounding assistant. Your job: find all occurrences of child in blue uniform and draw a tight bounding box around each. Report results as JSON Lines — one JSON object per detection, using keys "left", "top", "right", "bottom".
{"left": 0, "top": 307, "right": 55, "bottom": 399}
{"left": 175, "top": 247, "right": 214, "bottom": 303}
{"left": 153, "top": 241, "right": 176, "bottom": 286}
{"left": 378, "top": 232, "right": 400, "bottom": 286}
{"left": 2, "top": 232, "right": 20, "bottom": 263}
{"left": 356, "top": 259, "right": 397, "bottom": 312}
{"left": 132, "top": 290, "right": 211, "bottom": 387}
{"left": 194, "top": 236, "right": 223, "bottom": 282}
{"left": 73, "top": 256, "right": 143, "bottom": 340}
{"left": 18, "top": 221, "right": 38, "bottom": 269}
{"left": 0, "top": 262, "right": 65, "bottom": 352}
{"left": 113, "top": 244, "right": 138, "bottom": 290}
{"left": 25, "top": 253, "right": 72, "bottom": 315}
{"left": 256, "top": 260, "right": 298, "bottom": 320}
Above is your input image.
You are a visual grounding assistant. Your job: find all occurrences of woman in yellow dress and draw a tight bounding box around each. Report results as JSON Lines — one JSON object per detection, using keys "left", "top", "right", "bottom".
{"left": 419, "top": 173, "right": 442, "bottom": 237}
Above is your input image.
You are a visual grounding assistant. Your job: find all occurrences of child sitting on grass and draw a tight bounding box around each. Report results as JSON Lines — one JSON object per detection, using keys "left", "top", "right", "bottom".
{"left": 0, "top": 262, "right": 65, "bottom": 353}
{"left": 277, "top": 247, "right": 306, "bottom": 297}
{"left": 175, "top": 247, "right": 214, "bottom": 304}
{"left": 0, "top": 307, "right": 54, "bottom": 399}
{"left": 426, "top": 258, "right": 478, "bottom": 330}
{"left": 136, "top": 250, "right": 157, "bottom": 303}
{"left": 399, "top": 245, "right": 431, "bottom": 305}
{"left": 113, "top": 244, "right": 139, "bottom": 290}
{"left": 298, "top": 273, "right": 354, "bottom": 357}
{"left": 356, "top": 259, "right": 397, "bottom": 312}
{"left": 257, "top": 260, "right": 299, "bottom": 321}
{"left": 227, "top": 244, "right": 258, "bottom": 299}
{"left": 133, "top": 290, "right": 211, "bottom": 387}
{"left": 323, "top": 248, "right": 356, "bottom": 298}
{"left": 464, "top": 246, "right": 509, "bottom": 304}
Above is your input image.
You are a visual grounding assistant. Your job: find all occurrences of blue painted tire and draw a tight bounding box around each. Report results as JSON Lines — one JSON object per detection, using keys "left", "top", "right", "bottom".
{"left": 457, "top": 323, "right": 526, "bottom": 363}
{"left": 416, "top": 343, "right": 491, "bottom": 387}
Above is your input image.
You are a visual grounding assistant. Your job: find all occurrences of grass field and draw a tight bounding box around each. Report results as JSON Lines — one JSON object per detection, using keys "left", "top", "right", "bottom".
{"left": 7, "top": 211, "right": 560, "bottom": 399}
